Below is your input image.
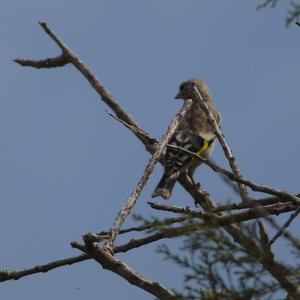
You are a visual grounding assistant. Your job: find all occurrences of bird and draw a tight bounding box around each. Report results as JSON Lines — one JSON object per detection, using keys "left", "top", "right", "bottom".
{"left": 151, "top": 79, "right": 221, "bottom": 200}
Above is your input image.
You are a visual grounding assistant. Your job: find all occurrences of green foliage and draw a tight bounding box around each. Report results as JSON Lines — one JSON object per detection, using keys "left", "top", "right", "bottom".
{"left": 257, "top": 0, "right": 300, "bottom": 26}
{"left": 257, "top": 0, "right": 279, "bottom": 10}
{"left": 155, "top": 221, "right": 299, "bottom": 300}
{"left": 286, "top": 3, "right": 300, "bottom": 26}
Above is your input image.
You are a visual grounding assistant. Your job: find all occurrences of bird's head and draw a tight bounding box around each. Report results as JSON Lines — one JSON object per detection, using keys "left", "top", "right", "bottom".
{"left": 175, "top": 79, "right": 210, "bottom": 101}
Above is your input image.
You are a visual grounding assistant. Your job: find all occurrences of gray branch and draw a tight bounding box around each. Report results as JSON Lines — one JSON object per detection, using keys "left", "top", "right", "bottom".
{"left": 103, "top": 99, "right": 193, "bottom": 252}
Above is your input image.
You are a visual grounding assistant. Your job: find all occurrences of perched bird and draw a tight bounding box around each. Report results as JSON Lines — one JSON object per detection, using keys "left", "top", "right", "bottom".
{"left": 151, "top": 79, "right": 221, "bottom": 199}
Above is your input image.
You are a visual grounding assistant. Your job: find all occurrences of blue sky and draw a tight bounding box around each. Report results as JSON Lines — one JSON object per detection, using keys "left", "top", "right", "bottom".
{"left": 1, "top": 1, "right": 300, "bottom": 299}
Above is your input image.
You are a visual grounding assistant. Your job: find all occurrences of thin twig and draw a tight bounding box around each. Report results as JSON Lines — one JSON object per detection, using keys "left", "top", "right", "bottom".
{"left": 15, "top": 22, "right": 300, "bottom": 298}
{"left": 213, "top": 195, "right": 300, "bottom": 213}
{"left": 0, "top": 254, "right": 90, "bottom": 282}
{"left": 108, "top": 113, "right": 300, "bottom": 208}
{"left": 79, "top": 235, "right": 177, "bottom": 300}
{"left": 148, "top": 201, "right": 298, "bottom": 226}
{"left": 268, "top": 207, "right": 300, "bottom": 246}
{"left": 15, "top": 22, "right": 152, "bottom": 150}
{"left": 191, "top": 85, "right": 249, "bottom": 202}
{"left": 170, "top": 143, "right": 300, "bottom": 250}
{"left": 14, "top": 54, "right": 69, "bottom": 68}
{"left": 147, "top": 201, "right": 203, "bottom": 216}
{"left": 2, "top": 199, "right": 298, "bottom": 283}
{"left": 109, "top": 101, "right": 300, "bottom": 253}
{"left": 169, "top": 144, "right": 300, "bottom": 206}
{"left": 103, "top": 99, "right": 193, "bottom": 252}
{"left": 1, "top": 200, "right": 297, "bottom": 284}
{"left": 97, "top": 215, "right": 187, "bottom": 237}
{"left": 0, "top": 217, "right": 186, "bottom": 283}
{"left": 107, "top": 111, "right": 157, "bottom": 150}
{"left": 191, "top": 85, "right": 300, "bottom": 252}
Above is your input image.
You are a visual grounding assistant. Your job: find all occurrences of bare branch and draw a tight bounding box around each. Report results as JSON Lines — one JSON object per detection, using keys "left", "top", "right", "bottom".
{"left": 97, "top": 215, "right": 187, "bottom": 236}
{"left": 107, "top": 111, "right": 157, "bottom": 151}
{"left": 169, "top": 144, "right": 300, "bottom": 206}
{"left": 269, "top": 207, "right": 300, "bottom": 247}
{"left": 0, "top": 254, "right": 90, "bottom": 282}
{"left": 14, "top": 54, "right": 69, "bottom": 68}
{"left": 15, "top": 22, "right": 151, "bottom": 149}
{"left": 77, "top": 234, "right": 177, "bottom": 300}
{"left": 115, "top": 217, "right": 300, "bottom": 298}
{"left": 171, "top": 170, "right": 300, "bottom": 296}
{"left": 103, "top": 99, "right": 193, "bottom": 252}
{"left": 109, "top": 113, "right": 300, "bottom": 210}
{"left": 0, "top": 217, "right": 187, "bottom": 283}
{"left": 191, "top": 86, "right": 291, "bottom": 260}
{"left": 148, "top": 201, "right": 204, "bottom": 216}
{"left": 192, "top": 85, "right": 249, "bottom": 202}
{"left": 148, "top": 201, "right": 298, "bottom": 226}
{"left": 0, "top": 201, "right": 298, "bottom": 289}
{"left": 169, "top": 141, "right": 300, "bottom": 252}
{"left": 108, "top": 109, "right": 300, "bottom": 259}
{"left": 14, "top": 22, "right": 300, "bottom": 298}
{"left": 213, "top": 194, "right": 300, "bottom": 213}
{"left": 172, "top": 140, "right": 300, "bottom": 250}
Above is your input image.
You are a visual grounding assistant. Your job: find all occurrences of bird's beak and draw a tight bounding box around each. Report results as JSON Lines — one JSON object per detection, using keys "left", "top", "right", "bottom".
{"left": 175, "top": 92, "right": 182, "bottom": 99}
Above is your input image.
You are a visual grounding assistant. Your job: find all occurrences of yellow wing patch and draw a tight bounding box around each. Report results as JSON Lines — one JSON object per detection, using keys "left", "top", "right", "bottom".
{"left": 195, "top": 139, "right": 209, "bottom": 156}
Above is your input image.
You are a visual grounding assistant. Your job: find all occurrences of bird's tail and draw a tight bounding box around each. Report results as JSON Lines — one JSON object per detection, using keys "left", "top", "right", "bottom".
{"left": 151, "top": 174, "right": 177, "bottom": 200}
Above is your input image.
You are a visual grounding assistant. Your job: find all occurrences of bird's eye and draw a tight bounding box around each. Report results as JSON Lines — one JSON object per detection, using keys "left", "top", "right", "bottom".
{"left": 179, "top": 84, "right": 184, "bottom": 91}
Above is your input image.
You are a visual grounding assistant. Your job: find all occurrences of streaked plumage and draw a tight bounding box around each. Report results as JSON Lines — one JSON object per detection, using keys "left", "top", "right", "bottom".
{"left": 152, "top": 79, "right": 221, "bottom": 199}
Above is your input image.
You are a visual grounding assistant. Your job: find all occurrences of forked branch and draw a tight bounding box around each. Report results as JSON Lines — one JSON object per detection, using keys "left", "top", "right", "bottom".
{"left": 12, "top": 21, "right": 300, "bottom": 299}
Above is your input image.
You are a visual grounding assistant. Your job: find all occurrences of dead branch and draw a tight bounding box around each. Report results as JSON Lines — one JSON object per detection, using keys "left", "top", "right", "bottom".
{"left": 191, "top": 85, "right": 249, "bottom": 202}
{"left": 103, "top": 99, "right": 193, "bottom": 252}
{"left": 97, "top": 215, "right": 187, "bottom": 236}
{"left": 13, "top": 21, "right": 300, "bottom": 298}
{"left": 0, "top": 254, "right": 90, "bottom": 282}
{"left": 75, "top": 234, "right": 177, "bottom": 300}
{"left": 0, "top": 200, "right": 298, "bottom": 287}
{"left": 109, "top": 114, "right": 300, "bottom": 208}
{"left": 148, "top": 201, "right": 298, "bottom": 225}
{"left": 14, "top": 54, "right": 69, "bottom": 68}
{"left": 268, "top": 207, "right": 300, "bottom": 246}
{"left": 169, "top": 144, "right": 300, "bottom": 206}
{"left": 14, "top": 22, "right": 154, "bottom": 152}
{"left": 213, "top": 194, "right": 300, "bottom": 213}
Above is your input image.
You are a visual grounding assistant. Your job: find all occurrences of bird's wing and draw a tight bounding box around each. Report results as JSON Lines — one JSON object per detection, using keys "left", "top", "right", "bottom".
{"left": 165, "top": 132, "right": 210, "bottom": 175}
